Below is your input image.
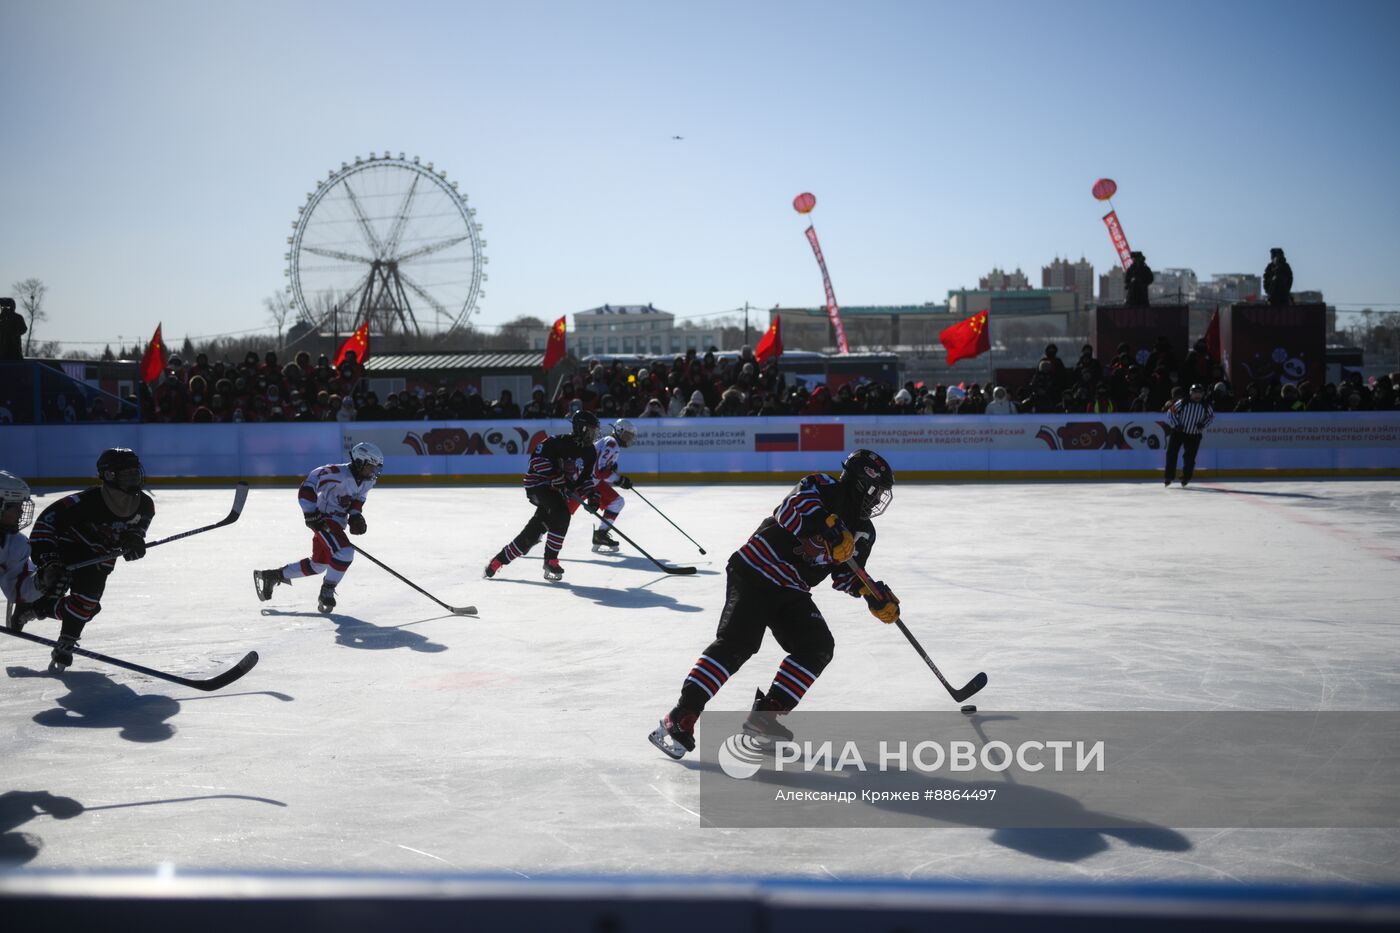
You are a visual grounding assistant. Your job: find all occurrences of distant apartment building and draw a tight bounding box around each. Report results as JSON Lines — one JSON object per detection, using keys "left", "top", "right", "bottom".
{"left": 1149, "top": 268, "right": 1199, "bottom": 304}
{"left": 571, "top": 304, "right": 719, "bottom": 357}
{"left": 1042, "top": 256, "right": 1094, "bottom": 308}
{"left": 979, "top": 267, "right": 1031, "bottom": 290}
{"left": 771, "top": 305, "right": 950, "bottom": 351}
{"left": 1099, "top": 266, "right": 1125, "bottom": 304}
{"left": 1198, "top": 273, "right": 1262, "bottom": 303}
{"left": 949, "top": 287, "right": 1081, "bottom": 319}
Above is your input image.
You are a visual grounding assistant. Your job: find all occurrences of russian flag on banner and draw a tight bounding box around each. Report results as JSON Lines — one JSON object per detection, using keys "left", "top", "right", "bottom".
{"left": 800, "top": 423, "right": 845, "bottom": 451}
{"left": 755, "top": 432, "right": 800, "bottom": 452}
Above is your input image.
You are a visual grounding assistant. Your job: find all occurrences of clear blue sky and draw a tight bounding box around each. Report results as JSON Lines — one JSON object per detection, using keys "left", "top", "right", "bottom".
{"left": 3, "top": 0, "right": 1398, "bottom": 351}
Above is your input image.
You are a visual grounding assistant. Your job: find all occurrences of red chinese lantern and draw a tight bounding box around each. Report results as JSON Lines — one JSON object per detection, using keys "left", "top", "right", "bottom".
{"left": 1091, "top": 178, "right": 1117, "bottom": 201}
{"left": 792, "top": 192, "right": 817, "bottom": 214}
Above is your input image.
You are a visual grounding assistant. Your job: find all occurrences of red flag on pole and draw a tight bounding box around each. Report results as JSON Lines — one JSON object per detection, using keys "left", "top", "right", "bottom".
{"left": 754, "top": 314, "right": 783, "bottom": 364}
{"left": 139, "top": 323, "right": 169, "bottom": 384}
{"left": 939, "top": 309, "right": 991, "bottom": 366}
{"left": 543, "top": 315, "right": 567, "bottom": 370}
{"left": 1204, "top": 307, "right": 1221, "bottom": 362}
{"left": 334, "top": 320, "right": 370, "bottom": 369}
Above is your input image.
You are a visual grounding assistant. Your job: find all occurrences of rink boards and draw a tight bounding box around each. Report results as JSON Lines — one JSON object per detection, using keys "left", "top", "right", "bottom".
{"left": 7, "top": 413, "right": 1400, "bottom": 484}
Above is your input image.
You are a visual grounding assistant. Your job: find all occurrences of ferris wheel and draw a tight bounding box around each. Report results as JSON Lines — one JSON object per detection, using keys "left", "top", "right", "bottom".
{"left": 286, "top": 153, "right": 487, "bottom": 335}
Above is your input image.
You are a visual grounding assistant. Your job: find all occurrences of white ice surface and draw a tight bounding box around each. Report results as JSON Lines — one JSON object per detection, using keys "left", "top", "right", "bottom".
{"left": 3, "top": 480, "right": 1399, "bottom": 882}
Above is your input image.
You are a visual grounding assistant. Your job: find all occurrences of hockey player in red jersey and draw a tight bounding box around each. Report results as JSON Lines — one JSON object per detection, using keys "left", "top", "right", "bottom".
{"left": 2, "top": 471, "right": 60, "bottom": 625}
{"left": 568, "top": 418, "right": 637, "bottom": 553}
{"left": 18, "top": 449, "right": 155, "bottom": 671}
{"left": 649, "top": 449, "right": 898, "bottom": 760}
{"left": 253, "top": 442, "right": 384, "bottom": 613}
{"left": 484, "top": 410, "right": 599, "bottom": 582}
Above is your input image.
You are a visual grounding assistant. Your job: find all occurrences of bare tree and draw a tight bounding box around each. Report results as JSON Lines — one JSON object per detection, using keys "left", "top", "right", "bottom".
{"left": 11, "top": 278, "right": 47, "bottom": 355}
{"left": 265, "top": 292, "right": 295, "bottom": 349}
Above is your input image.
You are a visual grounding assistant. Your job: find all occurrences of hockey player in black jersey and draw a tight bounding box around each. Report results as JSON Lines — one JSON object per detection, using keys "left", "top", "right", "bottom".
{"left": 484, "top": 410, "right": 599, "bottom": 582}
{"left": 649, "top": 449, "right": 898, "bottom": 760}
{"left": 18, "top": 448, "right": 154, "bottom": 671}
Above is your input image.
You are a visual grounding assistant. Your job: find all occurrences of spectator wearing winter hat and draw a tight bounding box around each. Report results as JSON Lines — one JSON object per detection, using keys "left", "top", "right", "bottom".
{"left": 680, "top": 389, "right": 710, "bottom": 417}
{"left": 984, "top": 386, "right": 1016, "bottom": 415}
{"left": 523, "top": 385, "right": 551, "bottom": 419}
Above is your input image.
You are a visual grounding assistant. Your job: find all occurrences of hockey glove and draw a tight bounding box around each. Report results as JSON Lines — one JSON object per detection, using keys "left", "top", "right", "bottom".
{"left": 120, "top": 530, "right": 147, "bottom": 562}
{"left": 819, "top": 513, "right": 856, "bottom": 564}
{"left": 616, "top": 474, "right": 633, "bottom": 490}
{"left": 304, "top": 512, "right": 330, "bottom": 532}
{"left": 347, "top": 512, "right": 367, "bottom": 536}
{"left": 860, "top": 581, "right": 900, "bottom": 624}
{"left": 36, "top": 561, "right": 69, "bottom": 595}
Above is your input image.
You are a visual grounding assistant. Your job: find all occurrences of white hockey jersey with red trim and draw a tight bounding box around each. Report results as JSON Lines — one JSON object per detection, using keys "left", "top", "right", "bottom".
{"left": 593, "top": 436, "right": 622, "bottom": 483}
{"left": 0, "top": 531, "right": 41, "bottom": 605}
{"left": 298, "top": 463, "right": 376, "bottom": 522}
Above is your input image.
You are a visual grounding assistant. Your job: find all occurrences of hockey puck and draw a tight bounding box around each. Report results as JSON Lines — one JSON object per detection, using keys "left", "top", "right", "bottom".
{"left": 960, "top": 704, "right": 977, "bottom": 714}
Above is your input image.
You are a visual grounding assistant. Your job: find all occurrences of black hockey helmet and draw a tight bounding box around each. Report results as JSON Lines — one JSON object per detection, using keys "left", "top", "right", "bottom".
{"left": 570, "top": 409, "right": 600, "bottom": 443}
{"left": 97, "top": 447, "right": 145, "bottom": 492}
{"left": 839, "top": 449, "right": 894, "bottom": 519}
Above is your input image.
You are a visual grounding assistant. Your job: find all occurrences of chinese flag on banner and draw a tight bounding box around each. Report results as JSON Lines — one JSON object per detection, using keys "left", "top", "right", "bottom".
{"left": 335, "top": 321, "right": 370, "bottom": 368}
{"left": 755, "top": 314, "right": 783, "bottom": 363}
{"left": 543, "top": 315, "right": 567, "bottom": 370}
{"left": 939, "top": 309, "right": 991, "bottom": 366}
{"left": 139, "top": 323, "right": 169, "bottom": 384}
{"left": 799, "top": 422, "right": 845, "bottom": 451}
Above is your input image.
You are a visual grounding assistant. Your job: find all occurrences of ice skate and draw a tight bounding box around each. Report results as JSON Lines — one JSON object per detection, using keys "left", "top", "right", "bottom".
{"left": 483, "top": 557, "right": 503, "bottom": 579}
{"left": 543, "top": 559, "right": 565, "bottom": 582}
{"left": 253, "top": 568, "right": 285, "bottom": 602}
{"left": 48, "top": 635, "right": 79, "bottom": 673}
{"left": 742, "top": 689, "right": 794, "bottom": 747}
{"left": 648, "top": 710, "right": 697, "bottom": 761}
{"left": 591, "top": 528, "right": 620, "bottom": 553}
{"left": 317, "top": 583, "right": 337, "bottom": 614}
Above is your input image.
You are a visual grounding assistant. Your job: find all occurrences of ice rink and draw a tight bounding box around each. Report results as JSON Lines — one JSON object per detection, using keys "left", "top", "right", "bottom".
{"left": 4, "top": 479, "right": 1399, "bottom": 883}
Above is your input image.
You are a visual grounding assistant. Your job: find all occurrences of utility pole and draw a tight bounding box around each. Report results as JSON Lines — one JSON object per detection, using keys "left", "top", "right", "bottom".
{"left": 744, "top": 302, "right": 751, "bottom": 349}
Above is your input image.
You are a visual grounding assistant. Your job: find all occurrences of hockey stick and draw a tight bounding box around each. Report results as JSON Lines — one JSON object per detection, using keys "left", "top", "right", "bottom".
{"left": 0, "top": 626, "right": 259, "bottom": 692}
{"left": 65, "top": 482, "right": 250, "bottom": 571}
{"left": 629, "top": 486, "right": 706, "bottom": 555}
{"left": 842, "top": 556, "right": 987, "bottom": 703}
{"left": 351, "top": 544, "right": 478, "bottom": 616}
{"left": 569, "top": 494, "right": 696, "bottom": 575}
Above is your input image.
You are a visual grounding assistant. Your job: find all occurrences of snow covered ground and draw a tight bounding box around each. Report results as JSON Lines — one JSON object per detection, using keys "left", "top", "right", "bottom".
{"left": 3, "top": 480, "right": 1399, "bottom": 883}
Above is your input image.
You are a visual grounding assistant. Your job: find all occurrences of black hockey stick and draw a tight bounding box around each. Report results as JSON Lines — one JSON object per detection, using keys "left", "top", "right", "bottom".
{"left": 843, "top": 556, "right": 987, "bottom": 703}
{"left": 629, "top": 486, "right": 706, "bottom": 555}
{"left": 0, "top": 626, "right": 259, "bottom": 692}
{"left": 66, "top": 482, "right": 250, "bottom": 571}
{"left": 569, "top": 494, "right": 696, "bottom": 575}
{"left": 352, "top": 544, "right": 478, "bottom": 616}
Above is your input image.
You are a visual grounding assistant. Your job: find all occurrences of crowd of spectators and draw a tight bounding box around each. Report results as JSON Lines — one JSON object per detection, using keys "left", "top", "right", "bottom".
{"left": 103, "top": 342, "right": 1399, "bottom": 423}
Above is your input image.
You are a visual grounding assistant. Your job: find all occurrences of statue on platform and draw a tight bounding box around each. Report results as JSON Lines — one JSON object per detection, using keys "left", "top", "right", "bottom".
{"left": 1125, "top": 251, "right": 1153, "bottom": 306}
{"left": 1264, "top": 248, "right": 1293, "bottom": 306}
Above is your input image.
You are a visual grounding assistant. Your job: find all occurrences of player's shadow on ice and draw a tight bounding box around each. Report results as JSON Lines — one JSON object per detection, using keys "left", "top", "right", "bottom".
{"left": 498, "top": 577, "right": 704, "bottom": 613}
{"left": 564, "top": 554, "right": 718, "bottom": 576}
{"left": 0, "top": 790, "right": 82, "bottom": 866}
{"left": 259, "top": 608, "right": 448, "bottom": 653}
{"left": 1187, "top": 485, "right": 1324, "bottom": 500}
{"left": 679, "top": 756, "right": 1190, "bottom": 865}
{"left": 0, "top": 789, "right": 287, "bottom": 867}
{"left": 6, "top": 666, "right": 179, "bottom": 743}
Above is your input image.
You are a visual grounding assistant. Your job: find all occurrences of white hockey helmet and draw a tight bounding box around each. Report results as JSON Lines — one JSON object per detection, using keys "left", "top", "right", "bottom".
{"left": 612, "top": 418, "right": 637, "bottom": 446}
{"left": 350, "top": 441, "right": 385, "bottom": 479}
{"left": 0, "top": 470, "right": 34, "bottom": 530}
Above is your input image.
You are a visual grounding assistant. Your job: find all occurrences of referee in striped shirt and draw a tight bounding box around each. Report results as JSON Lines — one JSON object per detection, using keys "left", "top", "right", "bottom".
{"left": 1165, "top": 383, "right": 1215, "bottom": 487}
